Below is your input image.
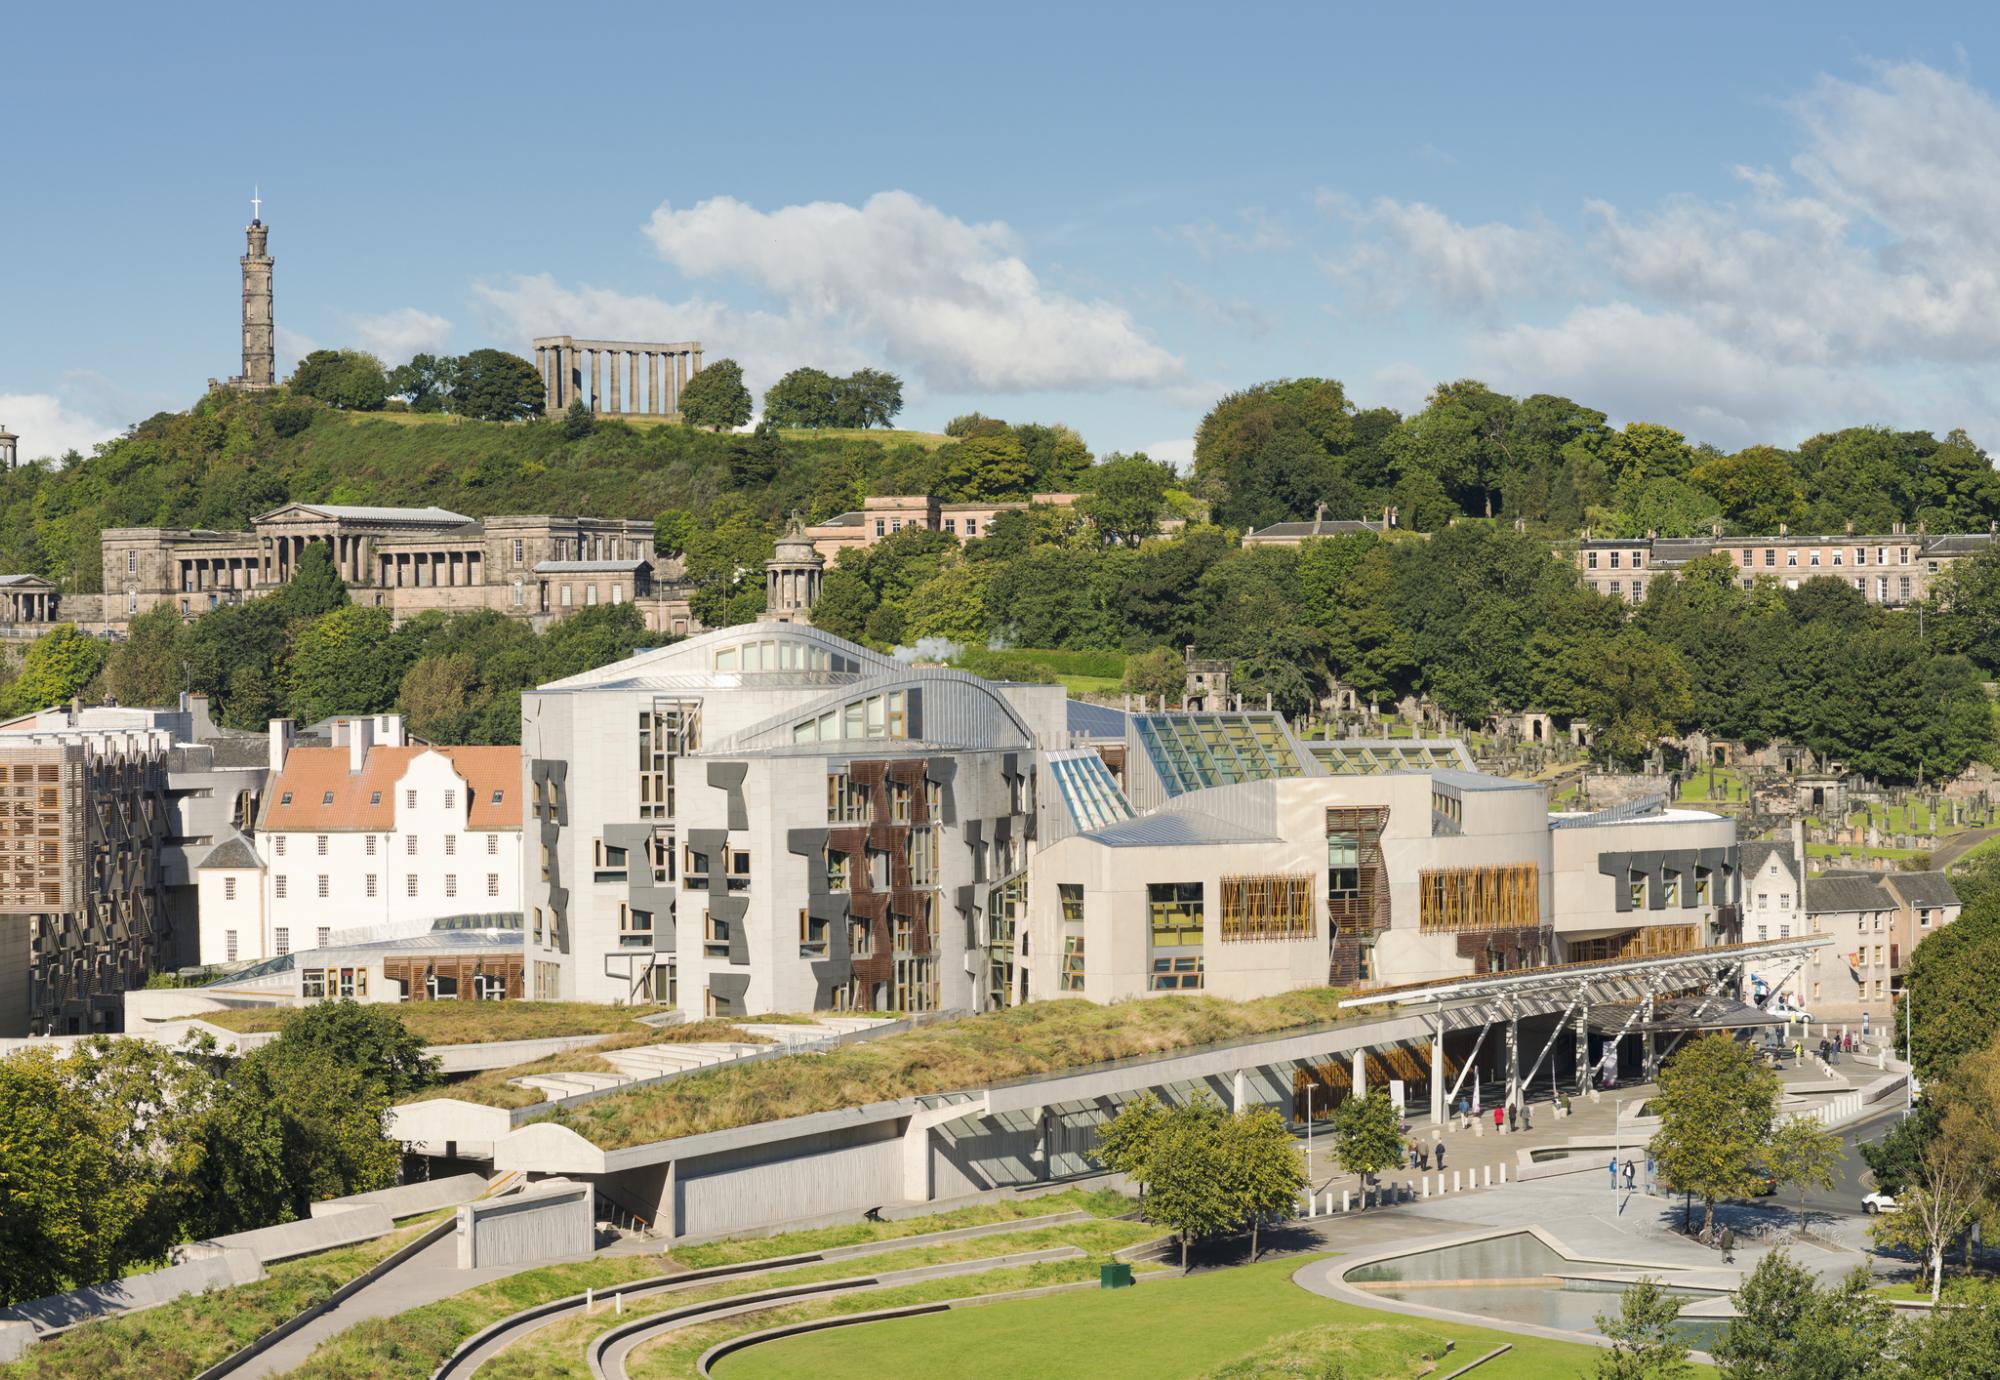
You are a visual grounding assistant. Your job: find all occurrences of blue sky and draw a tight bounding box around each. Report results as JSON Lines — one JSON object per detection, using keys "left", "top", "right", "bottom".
{"left": 8, "top": 3, "right": 2000, "bottom": 468}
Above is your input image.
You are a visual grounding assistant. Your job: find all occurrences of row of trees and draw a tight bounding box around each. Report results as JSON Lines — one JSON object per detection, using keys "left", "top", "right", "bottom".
{"left": 762, "top": 367, "right": 905, "bottom": 430}
{"left": 1094, "top": 1092, "right": 1307, "bottom": 1270}
{"left": 1194, "top": 376, "right": 2000, "bottom": 537}
{"left": 1595, "top": 1249, "right": 2000, "bottom": 1380}
{"left": 0, "top": 1003, "right": 433, "bottom": 1307}
{"left": 0, "top": 545, "right": 660, "bottom": 739}
{"left": 289, "top": 348, "right": 545, "bottom": 421}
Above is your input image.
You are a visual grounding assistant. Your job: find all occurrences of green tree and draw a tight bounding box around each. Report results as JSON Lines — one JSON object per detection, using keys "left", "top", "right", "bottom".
{"left": 269, "top": 1000, "right": 439, "bottom": 1101}
{"left": 1594, "top": 1277, "right": 1694, "bottom": 1380}
{"left": 562, "top": 396, "right": 595, "bottom": 440}
{"left": 288, "top": 349, "right": 389, "bottom": 411}
{"left": 1220, "top": 1107, "right": 1307, "bottom": 1260}
{"left": 1903, "top": 1277, "right": 2000, "bottom": 1378}
{"left": 451, "top": 348, "right": 544, "bottom": 421}
{"left": 1146, "top": 1095, "right": 1234, "bottom": 1272}
{"left": 537, "top": 602, "right": 651, "bottom": 682}
{"left": 1540, "top": 627, "right": 1694, "bottom": 766}
{"left": 1689, "top": 445, "right": 1804, "bottom": 531}
{"left": 0, "top": 1049, "right": 121, "bottom": 1305}
{"left": 1095, "top": 1092, "right": 1167, "bottom": 1201}
{"left": 100, "top": 603, "right": 187, "bottom": 708}
{"left": 1120, "top": 645, "right": 1186, "bottom": 702}
{"left": 1078, "top": 453, "right": 1172, "bottom": 546}
{"left": 1870, "top": 1107, "right": 1993, "bottom": 1302}
{"left": 1014, "top": 423, "right": 1092, "bottom": 491}
{"left": 1715, "top": 1251, "right": 1900, "bottom": 1380}
{"left": 1766, "top": 1114, "right": 1842, "bottom": 1237}
{"left": 385, "top": 353, "right": 459, "bottom": 413}
{"left": 902, "top": 563, "right": 991, "bottom": 643}
{"left": 399, "top": 652, "right": 475, "bottom": 741}
{"left": 807, "top": 567, "right": 875, "bottom": 642}
{"left": 935, "top": 432, "right": 1035, "bottom": 501}
{"left": 763, "top": 367, "right": 839, "bottom": 428}
{"left": 277, "top": 541, "right": 350, "bottom": 620}
{"left": 1646, "top": 1033, "right": 1780, "bottom": 1237}
{"left": 832, "top": 368, "right": 904, "bottom": 428}
{"left": 285, "top": 605, "right": 409, "bottom": 722}
{"left": 1899, "top": 894, "right": 2000, "bottom": 1084}
{"left": 1329, "top": 1089, "right": 1403, "bottom": 1203}
{"left": 6, "top": 624, "right": 109, "bottom": 715}
{"left": 679, "top": 358, "right": 753, "bottom": 431}
{"left": 1194, "top": 378, "right": 1356, "bottom": 530}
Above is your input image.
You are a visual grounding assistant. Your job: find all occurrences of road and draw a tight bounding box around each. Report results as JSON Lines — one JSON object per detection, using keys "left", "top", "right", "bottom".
{"left": 1796, "top": 1104, "right": 1905, "bottom": 1219}
{"left": 1930, "top": 825, "right": 1999, "bottom": 871}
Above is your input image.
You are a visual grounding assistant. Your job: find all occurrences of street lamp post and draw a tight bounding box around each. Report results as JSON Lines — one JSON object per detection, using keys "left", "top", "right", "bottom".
{"left": 1306, "top": 1083, "right": 1316, "bottom": 1193}
{"left": 1613, "top": 1095, "right": 1625, "bottom": 1198}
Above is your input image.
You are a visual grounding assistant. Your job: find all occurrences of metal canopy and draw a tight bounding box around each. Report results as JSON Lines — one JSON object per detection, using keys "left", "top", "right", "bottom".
{"left": 1584, "top": 996, "right": 1791, "bottom": 1035}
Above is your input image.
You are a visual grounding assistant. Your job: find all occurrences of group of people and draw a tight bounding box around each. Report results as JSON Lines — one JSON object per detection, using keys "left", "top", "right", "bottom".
{"left": 1404, "top": 1137, "right": 1448, "bottom": 1171}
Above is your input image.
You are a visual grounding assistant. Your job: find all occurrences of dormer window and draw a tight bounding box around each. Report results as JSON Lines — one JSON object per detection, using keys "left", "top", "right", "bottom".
{"left": 370, "top": 791, "right": 382, "bottom": 805}
{"left": 280, "top": 791, "right": 293, "bottom": 805}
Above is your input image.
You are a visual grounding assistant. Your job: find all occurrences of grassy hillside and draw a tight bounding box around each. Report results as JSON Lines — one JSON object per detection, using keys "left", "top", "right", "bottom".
{"left": 1, "top": 390, "right": 935, "bottom": 593}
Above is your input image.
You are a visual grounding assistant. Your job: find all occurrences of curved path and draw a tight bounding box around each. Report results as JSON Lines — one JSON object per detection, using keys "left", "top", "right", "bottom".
{"left": 1931, "top": 825, "right": 1999, "bottom": 870}
{"left": 434, "top": 1211, "right": 1093, "bottom": 1379}
{"left": 589, "top": 1249, "right": 1080, "bottom": 1380}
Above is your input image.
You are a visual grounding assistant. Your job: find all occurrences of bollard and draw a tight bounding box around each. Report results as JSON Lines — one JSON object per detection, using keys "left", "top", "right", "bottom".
{"left": 1422, "top": 1176, "right": 1431, "bottom": 1198}
{"left": 1342, "top": 1189, "right": 1352, "bottom": 1213}
{"left": 586, "top": 1287, "right": 594, "bottom": 1314}
{"left": 1484, "top": 1164, "right": 1492, "bottom": 1187}
{"left": 616, "top": 1292, "right": 623, "bottom": 1316}
{"left": 1499, "top": 1163, "right": 1508, "bottom": 1184}
{"left": 1453, "top": 1170, "right": 1462, "bottom": 1192}
{"left": 1324, "top": 1190, "right": 1334, "bottom": 1215}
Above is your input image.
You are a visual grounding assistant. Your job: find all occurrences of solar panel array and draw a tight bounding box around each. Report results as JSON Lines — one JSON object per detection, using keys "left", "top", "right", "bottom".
{"left": 1132, "top": 713, "right": 1307, "bottom": 796}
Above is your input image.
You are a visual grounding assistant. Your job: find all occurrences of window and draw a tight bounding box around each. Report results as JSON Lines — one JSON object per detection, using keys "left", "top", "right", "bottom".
{"left": 1831, "top": 549, "right": 1842, "bottom": 566}
{"left": 1757, "top": 924, "right": 1768, "bottom": 940}
{"left": 620, "top": 903, "right": 653, "bottom": 947}
{"left": 727, "top": 848, "right": 752, "bottom": 890}
{"left": 445, "top": 874, "right": 457, "bottom": 898}
{"left": 303, "top": 969, "right": 325, "bottom": 998}
{"left": 1609, "top": 550, "right": 1621, "bottom": 568}
{"left": 275, "top": 927, "right": 289, "bottom": 956}
{"left": 1900, "top": 576, "right": 1912, "bottom": 600}
{"left": 443, "top": 790, "right": 455, "bottom": 810}
{"left": 370, "top": 791, "right": 382, "bottom": 806}
{"left": 1920, "top": 908, "right": 1933, "bottom": 928}
{"left": 875, "top": 518, "right": 886, "bottom": 537}
{"left": 275, "top": 874, "right": 288, "bottom": 898}
{"left": 315, "top": 834, "right": 328, "bottom": 856}
{"left": 684, "top": 846, "right": 709, "bottom": 882}
{"left": 224, "top": 876, "right": 237, "bottom": 901}
{"left": 944, "top": 518, "right": 956, "bottom": 534}
{"left": 964, "top": 518, "right": 977, "bottom": 536}
{"left": 366, "top": 835, "right": 376, "bottom": 856}
{"left": 1220, "top": 874, "right": 1315, "bottom": 941}
{"left": 595, "top": 839, "right": 628, "bottom": 879}
{"left": 1780, "top": 923, "right": 1791, "bottom": 938}
{"left": 487, "top": 833, "right": 499, "bottom": 853}
{"left": 1695, "top": 868, "right": 1712, "bottom": 904}
{"left": 799, "top": 907, "right": 829, "bottom": 956}
{"left": 406, "top": 789, "right": 417, "bottom": 809}
{"left": 512, "top": 581, "right": 525, "bottom": 607}
{"left": 1149, "top": 955, "right": 1204, "bottom": 990}
{"left": 1757, "top": 892, "right": 1768, "bottom": 910}
{"left": 320, "top": 792, "right": 333, "bottom": 806}
{"left": 317, "top": 874, "right": 329, "bottom": 898}
{"left": 444, "top": 835, "right": 456, "bottom": 857}
{"left": 887, "top": 779, "right": 912, "bottom": 823}
{"left": 560, "top": 584, "right": 572, "bottom": 607}
{"left": 1662, "top": 871, "right": 1680, "bottom": 906}
{"left": 1779, "top": 893, "right": 1790, "bottom": 909}
{"left": 487, "top": 873, "right": 499, "bottom": 897}
{"left": 647, "top": 833, "right": 672, "bottom": 884}
{"left": 1587, "top": 551, "right": 1599, "bottom": 569}
{"left": 1787, "top": 550, "right": 1798, "bottom": 566}
{"left": 406, "top": 874, "right": 418, "bottom": 897}
{"left": 1327, "top": 835, "right": 1360, "bottom": 897}
{"left": 405, "top": 835, "right": 417, "bottom": 855}
{"left": 827, "top": 772, "right": 871, "bottom": 823}
{"left": 366, "top": 873, "right": 377, "bottom": 898}
{"left": 1609, "top": 580, "right": 1620, "bottom": 598}
{"left": 317, "top": 926, "right": 330, "bottom": 947}
{"left": 225, "top": 929, "right": 238, "bottom": 961}
{"left": 825, "top": 847, "right": 850, "bottom": 892}
{"left": 906, "top": 826, "right": 938, "bottom": 885}
{"left": 1629, "top": 871, "right": 1646, "bottom": 908}
{"left": 704, "top": 909, "right": 730, "bottom": 956}
{"left": 540, "top": 844, "right": 550, "bottom": 882}
{"left": 1764, "top": 548, "right": 1776, "bottom": 566}
{"left": 532, "top": 907, "right": 544, "bottom": 944}
{"left": 126, "top": 550, "right": 136, "bottom": 574}
{"left": 274, "top": 835, "right": 287, "bottom": 855}
{"left": 512, "top": 538, "right": 524, "bottom": 565}
{"left": 1810, "top": 550, "right": 1821, "bottom": 566}
{"left": 1148, "top": 883, "right": 1204, "bottom": 945}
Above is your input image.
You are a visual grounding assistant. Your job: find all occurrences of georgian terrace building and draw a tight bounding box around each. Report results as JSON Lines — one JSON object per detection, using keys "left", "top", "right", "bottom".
{"left": 1570, "top": 524, "right": 1996, "bottom": 606}
{"left": 72, "top": 503, "right": 699, "bottom": 636}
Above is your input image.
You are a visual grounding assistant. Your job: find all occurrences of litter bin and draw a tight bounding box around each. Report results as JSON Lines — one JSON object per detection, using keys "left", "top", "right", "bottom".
{"left": 1100, "top": 1262, "right": 1134, "bottom": 1289}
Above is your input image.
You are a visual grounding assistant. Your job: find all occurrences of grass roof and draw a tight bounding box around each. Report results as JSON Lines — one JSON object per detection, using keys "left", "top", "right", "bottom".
{"left": 404, "top": 1019, "right": 772, "bottom": 1109}
{"left": 537, "top": 990, "right": 1353, "bottom": 1150}
{"left": 197, "top": 1000, "right": 671, "bottom": 1045}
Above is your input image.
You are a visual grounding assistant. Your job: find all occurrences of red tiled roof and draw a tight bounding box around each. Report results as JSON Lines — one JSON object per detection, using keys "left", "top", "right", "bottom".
{"left": 259, "top": 745, "right": 521, "bottom": 832}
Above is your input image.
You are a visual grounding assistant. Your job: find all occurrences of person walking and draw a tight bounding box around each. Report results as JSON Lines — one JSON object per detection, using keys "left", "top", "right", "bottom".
{"left": 1609, "top": 1154, "right": 1619, "bottom": 1190}
{"left": 1494, "top": 1105, "right": 1505, "bottom": 1134}
{"left": 1507, "top": 1104, "right": 1517, "bottom": 1134}
{"left": 1435, "top": 1143, "right": 1447, "bottom": 1171}
{"left": 1623, "top": 1161, "right": 1636, "bottom": 1193}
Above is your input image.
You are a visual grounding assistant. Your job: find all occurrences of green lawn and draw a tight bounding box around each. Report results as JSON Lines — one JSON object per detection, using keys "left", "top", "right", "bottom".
{"left": 775, "top": 426, "right": 951, "bottom": 450}
{"left": 711, "top": 1256, "right": 1646, "bottom": 1380}
{"left": 1679, "top": 768, "right": 1748, "bottom": 804}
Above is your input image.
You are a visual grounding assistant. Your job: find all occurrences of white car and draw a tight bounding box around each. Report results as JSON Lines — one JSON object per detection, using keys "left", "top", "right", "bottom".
{"left": 1863, "top": 1191, "right": 1900, "bottom": 1215}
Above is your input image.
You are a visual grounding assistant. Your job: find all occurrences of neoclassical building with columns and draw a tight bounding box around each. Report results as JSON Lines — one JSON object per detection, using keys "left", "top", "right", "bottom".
{"left": 88, "top": 502, "right": 700, "bottom": 636}
{"left": 534, "top": 336, "right": 702, "bottom": 418}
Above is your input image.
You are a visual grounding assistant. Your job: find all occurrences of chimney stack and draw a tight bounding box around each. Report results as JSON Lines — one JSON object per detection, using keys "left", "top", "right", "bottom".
{"left": 349, "top": 716, "right": 375, "bottom": 773}
{"left": 268, "top": 719, "right": 292, "bottom": 774}
{"left": 1313, "top": 502, "right": 1326, "bottom": 535}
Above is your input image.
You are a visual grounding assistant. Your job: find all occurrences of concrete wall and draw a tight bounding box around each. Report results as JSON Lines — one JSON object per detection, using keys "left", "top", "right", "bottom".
{"left": 674, "top": 1118, "right": 906, "bottom": 1238}
{"left": 0, "top": 1249, "right": 263, "bottom": 1353}
{"left": 455, "top": 1179, "right": 594, "bottom": 1268}
{"left": 190, "top": 1202, "right": 395, "bottom": 1265}
{"left": 307, "top": 1172, "right": 487, "bottom": 1220}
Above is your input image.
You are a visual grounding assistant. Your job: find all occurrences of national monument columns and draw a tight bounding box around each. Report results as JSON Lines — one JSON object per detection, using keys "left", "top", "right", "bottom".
{"left": 532, "top": 336, "right": 702, "bottom": 419}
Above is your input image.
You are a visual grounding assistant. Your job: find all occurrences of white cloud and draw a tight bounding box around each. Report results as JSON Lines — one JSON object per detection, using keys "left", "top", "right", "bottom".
{"left": 1141, "top": 436, "right": 1196, "bottom": 469}
{"left": 0, "top": 393, "right": 120, "bottom": 464}
{"left": 1365, "top": 362, "right": 1433, "bottom": 415}
{"left": 1322, "top": 194, "right": 1569, "bottom": 311}
{"left": 1326, "top": 61, "right": 2000, "bottom": 444}
{"left": 1163, "top": 276, "right": 1275, "bottom": 338}
{"left": 274, "top": 326, "right": 318, "bottom": 378}
{"left": 1469, "top": 304, "right": 1883, "bottom": 447}
{"left": 1167, "top": 207, "right": 1294, "bottom": 261}
{"left": 478, "top": 193, "right": 1182, "bottom": 403}
{"left": 347, "top": 308, "right": 452, "bottom": 366}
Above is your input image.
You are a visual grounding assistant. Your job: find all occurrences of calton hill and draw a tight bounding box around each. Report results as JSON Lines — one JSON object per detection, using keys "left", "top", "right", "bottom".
{"left": 0, "top": 355, "right": 1995, "bottom": 800}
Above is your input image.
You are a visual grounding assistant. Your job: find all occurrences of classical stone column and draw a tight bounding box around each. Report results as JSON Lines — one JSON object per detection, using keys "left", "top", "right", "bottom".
{"left": 536, "top": 347, "right": 549, "bottom": 413}
{"left": 609, "top": 351, "right": 622, "bottom": 414}
{"left": 627, "top": 351, "right": 640, "bottom": 414}
{"left": 648, "top": 352, "right": 661, "bottom": 415}
{"left": 691, "top": 348, "right": 702, "bottom": 374}
{"left": 673, "top": 352, "right": 687, "bottom": 412}
{"left": 590, "top": 349, "right": 603, "bottom": 412}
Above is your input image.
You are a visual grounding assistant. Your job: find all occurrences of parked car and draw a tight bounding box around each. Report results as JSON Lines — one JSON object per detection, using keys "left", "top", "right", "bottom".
{"left": 1863, "top": 1191, "right": 1900, "bottom": 1215}
{"left": 1735, "top": 1167, "right": 1779, "bottom": 1199}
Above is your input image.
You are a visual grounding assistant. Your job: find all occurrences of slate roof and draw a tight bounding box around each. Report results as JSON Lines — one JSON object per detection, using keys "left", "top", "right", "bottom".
{"left": 1065, "top": 700, "right": 1128, "bottom": 740}
{"left": 1885, "top": 871, "right": 1960, "bottom": 909}
{"left": 1740, "top": 839, "right": 1797, "bottom": 882}
{"left": 197, "top": 832, "right": 263, "bottom": 870}
{"left": 1243, "top": 518, "right": 1386, "bottom": 541}
{"left": 1080, "top": 810, "right": 1278, "bottom": 847}
{"left": 534, "top": 560, "right": 649, "bottom": 573}
{"left": 1807, "top": 873, "right": 1895, "bottom": 913}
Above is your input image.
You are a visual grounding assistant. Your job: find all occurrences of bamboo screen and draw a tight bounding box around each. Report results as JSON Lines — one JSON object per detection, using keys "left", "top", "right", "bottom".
{"left": 1219, "top": 873, "right": 1316, "bottom": 942}
{"left": 1418, "top": 862, "right": 1540, "bottom": 933}
{"left": 1567, "top": 924, "right": 1698, "bottom": 963}
{"left": 1325, "top": 807, "right": 1389, "bottom": 935}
